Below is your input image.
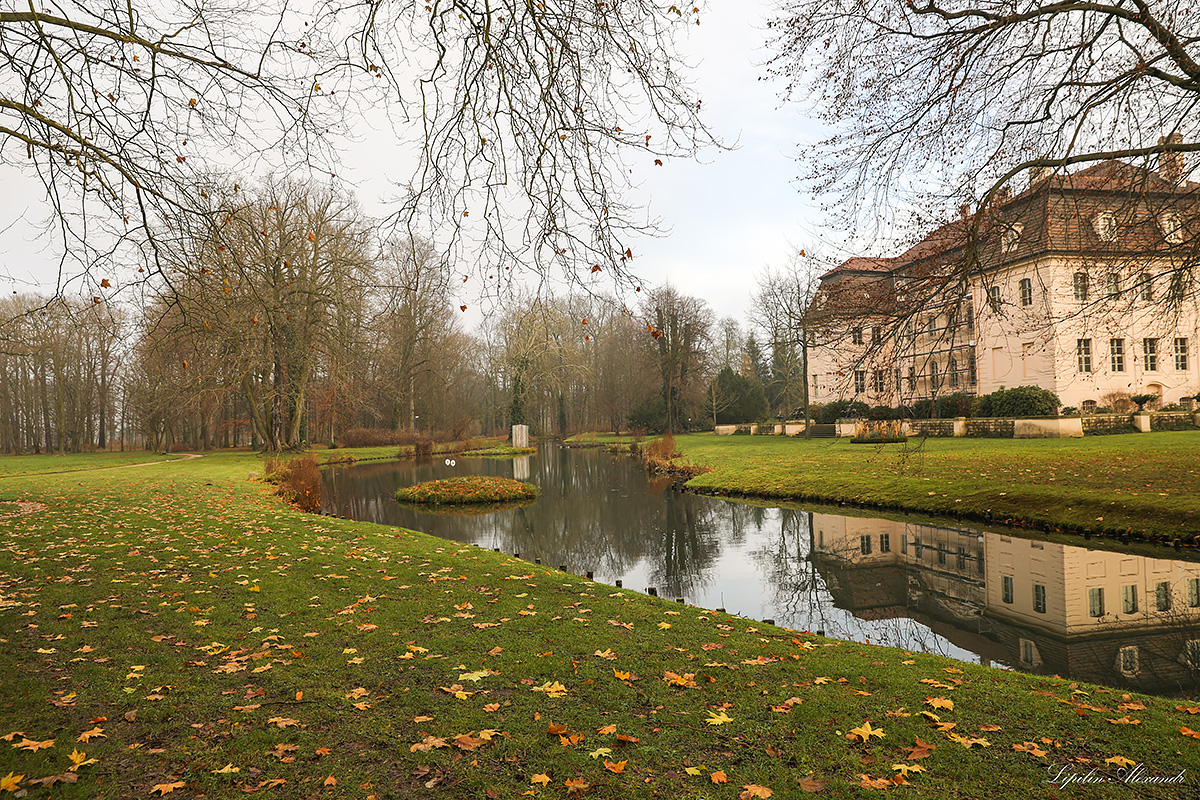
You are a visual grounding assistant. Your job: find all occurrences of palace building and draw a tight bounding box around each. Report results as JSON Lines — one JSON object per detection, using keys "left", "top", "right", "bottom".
{"left": 808, "top": 150, "right": 1200, "bottom": 412}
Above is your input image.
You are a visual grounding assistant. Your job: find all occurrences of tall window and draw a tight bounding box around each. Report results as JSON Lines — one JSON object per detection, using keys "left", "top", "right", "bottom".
{"left": 1110, "top": 338, "right": 1125, "bottom": 372}
{"left": 852, "top": 327, "right": 864, "bottom": 345}
{"left": 1139, "top": 272, "right": 1154, "bottom": 301}
{"left": 929, "top": 361, "right": 939, "bottom": 389}
{"left": 1190, "top": 578, "right": 1200, "bottom": 608}
{"left": 872, "top": 369, "right": 885, "bottom": 394}
{"left": 860, "top": 535, "right": 872, "bottom": 555}
{"left": 1118, "top": 646, "right": 1139, "bottom": 676}
{"left": 1122, "top": 584, "right": 1138, "bottom": 614}
{"left": 880, "top": 534, "right": 891, "bottom": 553}
{"left": 1073, "top": 272, "right": 1089, "bottom": 301}
{"left": 949, "top": 357, "right": 959, "bottom": 388}
{"left": 1106, "top": 272, "right": 1121, "bottom": 298}
{"left": 854, "top": 370, "right": 866, "bottom": 394}
{"left": 1088, "top": 587, "right": 1105, "bottom": 617}
{"left": 1156, "top": 581, "right": 1172, "bottom": 612}
{"left": 968, "top": 356, "right": 977, "bottom": 385}
{"left": 987, "top": 286, "right": 1001, "bottom": 311}
{"left": 907, "top": 368, "right": 916, "bottom": 391}
{"left": 1076, "top": 339, "right": 1092, "bottom": 373}
{"left": 895, "top": 368, "right": 903, "bottom": 393}
{"left": 1019, "top": 278, "right": 1033, "bottom": 306}
{"left": 1002, "top": 576, "right": 1014, "bottom": 604}
{"left": 872, "top": 325, "right": 882, "bottom": 344}
{"left": 1033, "top": 584, "right": 1047, "bottom": 614}
{"left": 1176, "top": 337, "right": 1189, "bottom": 371}
{"left": 1144, "top": 338, "right": 1159, "bottom": 371}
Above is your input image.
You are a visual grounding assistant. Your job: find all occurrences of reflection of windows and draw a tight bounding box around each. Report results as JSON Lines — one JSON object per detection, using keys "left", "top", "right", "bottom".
{"left": 1118, "top": 646, "right": 1140, "bottom": 676}
{"left": 1185, "top": 640, "right": 1200, "bottom": 669}
{"left": 1188, "top": 578, "right": 1199, "bottom": 607}
{"left": 1002, "top": 575, "right": 1014, "bottom": 604}
{"left": 880, "top": 533, "right": 891, "bottom": 553}
{"left": 956, "top": 546, "right": 966, "bottom": 569}
{"left": 1089, "top": 587, "right": 1105, "bottom": 617}
{"left": 860, "top": 535, "right": 872, "bottom": 555}
{"left": 1156, "top": 581, "right": 1172, "bottom": 612}
{"left": 1110, "top": 338, "right": 1125, "bottom": 372}
{"left": 1020, "top": 638, "right": 1040, "bottom": 666}
{"left": 1033, "top": 584, "right": 1047, "bottom": 614}
{"left": 976, "top": 549, "right": 984, "bottom": 574}
{"left": 913, "top": 537, "right": 923, "bottom": 558}
{"left": 1074, "top": 272, "right": 1089, "bottom": 301}
{"left": 901, "top": 536, "right": 908, "bottom": 554}
{"left": 1122, "top": 584, "right": 1138, "bottom": 614}
{"left": 937, "top": 546, "right": 946, "bottom": 565}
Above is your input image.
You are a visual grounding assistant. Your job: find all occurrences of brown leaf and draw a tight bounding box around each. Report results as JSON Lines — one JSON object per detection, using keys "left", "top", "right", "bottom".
{"left": 323, "top": 776, "right": 337, "bottom": 787}
{"left": 798, "top": 774, "right": 828, "bottom": 792}
{"left": 740, "top": 785, "right": 774, "bottom": 799}
{"left": 710, "top": 770, "right": 728, "bottom": 784}
{"left": 905, "top": 737, "right": 935, "bottom": 760}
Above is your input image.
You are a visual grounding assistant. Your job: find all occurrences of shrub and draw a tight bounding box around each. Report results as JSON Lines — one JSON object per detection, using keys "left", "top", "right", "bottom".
{"left": 973, "top": 385, "right": 1060, "bottom": 418}
{"left": 394, "top": 476, "right": 538, "bottom": 505}
{"left": 814, "top": 400, "right": 870, "bottom": 423}
{"left": 627, "top": 396, "right": 667, "bottom": 433}
{"left": 935, "top": 392, "right": 973, "bottom": 418}
{"left": 645, "top": 432, "right": 678, "bottom": 461}
{"left": 1101, "top": 391, "right": 1135, "bottom": 414}
{"left": 283, "top": 455, "right": 323, "bottom": 512}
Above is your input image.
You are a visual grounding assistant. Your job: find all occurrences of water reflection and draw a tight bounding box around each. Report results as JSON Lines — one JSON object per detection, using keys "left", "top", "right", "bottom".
{"left": 322, "top": 447, "right": 1200, "bottom": 694}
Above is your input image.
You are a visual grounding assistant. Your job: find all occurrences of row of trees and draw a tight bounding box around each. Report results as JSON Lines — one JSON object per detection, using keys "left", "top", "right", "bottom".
{"left": 0, "top": 185, "right": 820, "bottom": 452}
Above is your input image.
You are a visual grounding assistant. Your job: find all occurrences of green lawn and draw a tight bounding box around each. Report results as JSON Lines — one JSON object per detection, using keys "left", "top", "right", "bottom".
{"left": 0, "top": 451, "right": 1197, "bottom": 798}
{"left": 674, "top": 432, "right": 1200, "bottom": 541}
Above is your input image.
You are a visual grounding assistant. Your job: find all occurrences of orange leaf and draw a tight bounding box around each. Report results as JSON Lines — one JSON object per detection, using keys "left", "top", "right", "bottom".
{"left": 740, "top": 785, "right": 774, "bottom": 799}
{"left": 596, "top": 725, "right": 617, "bottom": 734}
{"left": 151, "top": 782, "right": 186, "bottom": 795}
{"left": 604, "top": 760, "right": 627, "bottom": 774}
{"left": 710, "top": 770, "right": 728, "bottom": 784}
{"left": 323, "top": 776, "right": 337, "bottom": 787}
{"left": 530, "top": 774, "right": 551, "bottom": 785}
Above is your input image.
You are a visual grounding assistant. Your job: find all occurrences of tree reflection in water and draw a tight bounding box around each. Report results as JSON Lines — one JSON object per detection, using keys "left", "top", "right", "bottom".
{"left": 323, "top": 445, "right": 1200, "bottom": 694}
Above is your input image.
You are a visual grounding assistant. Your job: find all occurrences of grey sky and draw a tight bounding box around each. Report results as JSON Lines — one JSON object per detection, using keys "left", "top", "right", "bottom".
{"left": 0, "top": 1, "right": 835, "bottom": 328}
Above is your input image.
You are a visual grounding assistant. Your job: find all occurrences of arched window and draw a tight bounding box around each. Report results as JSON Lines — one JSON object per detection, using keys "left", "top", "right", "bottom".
{"left": 1073, "top": 272, "right": 1089, "bottom": 302}
{"left": 1092, "top": 212, "right": 1117, "bottom": 242}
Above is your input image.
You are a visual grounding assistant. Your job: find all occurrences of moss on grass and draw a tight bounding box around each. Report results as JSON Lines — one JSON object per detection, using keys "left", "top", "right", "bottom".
{"left": 394, "top": 475, "right": 539, "bottom": 504}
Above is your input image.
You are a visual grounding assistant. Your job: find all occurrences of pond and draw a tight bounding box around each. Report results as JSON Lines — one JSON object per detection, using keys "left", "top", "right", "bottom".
{"left": 321, "top": 445, "right": 1200, "bottom": 695}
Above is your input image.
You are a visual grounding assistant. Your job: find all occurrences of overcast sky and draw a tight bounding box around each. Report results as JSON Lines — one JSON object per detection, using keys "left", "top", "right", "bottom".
{"left": 0, "top": 1, "right": 845, "bottom": 329}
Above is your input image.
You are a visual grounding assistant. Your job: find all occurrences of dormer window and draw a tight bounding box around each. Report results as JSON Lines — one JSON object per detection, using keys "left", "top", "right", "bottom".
{"left": 1158, "top": 212, "right": 1184, "bottom": 244}
{"left": 1002, "top": 223, "right": 1024, "bottom": 254}
{"left": 1092, "top": 212, "right": 1117, "bottom": 242}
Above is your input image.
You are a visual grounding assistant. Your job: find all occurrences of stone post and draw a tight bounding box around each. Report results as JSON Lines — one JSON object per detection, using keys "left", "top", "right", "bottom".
{"left": 512, "top": 424, "right": 530, "bottom": 448}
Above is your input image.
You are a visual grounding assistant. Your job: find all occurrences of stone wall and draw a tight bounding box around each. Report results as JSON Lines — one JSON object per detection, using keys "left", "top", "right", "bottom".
{"left": 963, "top": 418, "right": 1015, "bottom": 438}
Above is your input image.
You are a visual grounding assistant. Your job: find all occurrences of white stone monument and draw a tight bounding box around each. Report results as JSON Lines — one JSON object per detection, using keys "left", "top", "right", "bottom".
{"left": 512, "top": 424, "right": 530, "bottom": 448}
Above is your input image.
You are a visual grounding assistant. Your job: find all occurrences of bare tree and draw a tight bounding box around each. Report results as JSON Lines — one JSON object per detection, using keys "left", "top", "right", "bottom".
{"left": 753, "top": 249, "right": 819, "bottom": 432}
{"left": 766, "top": 0, "right": 1200, "bottom": 275}
{"left": 1, "top": 1, "right": 715, "bottom": 298}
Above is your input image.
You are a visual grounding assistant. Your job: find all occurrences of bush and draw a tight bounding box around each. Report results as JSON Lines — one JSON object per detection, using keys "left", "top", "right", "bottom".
{"left": 973, "top": 385, "right": 1060, "bottom": 418}
{"left": 394, "top": 476, "right": 538, "bottom": 505}
{"left": 645, "top": 432, "right": 678, "bottom": 461}
{"left": 814, "top": 400, "right": 870, "bottom": 423}
{"left": 935, "top": 392, "right": 973, "bottom": 418}
{"left": 627, "top": 396, "right": 667, "bottom": 433}
{"left": 263, "top": 455, "right": 323, "bottom": 512}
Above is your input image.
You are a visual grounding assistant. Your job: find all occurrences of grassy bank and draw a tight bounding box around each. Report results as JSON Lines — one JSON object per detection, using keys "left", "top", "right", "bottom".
{"left": 674, "top": 432, "right": 1200, "bottom": 542}
{"left": 0, "top": 451, "right": 1197, "bottom": 798}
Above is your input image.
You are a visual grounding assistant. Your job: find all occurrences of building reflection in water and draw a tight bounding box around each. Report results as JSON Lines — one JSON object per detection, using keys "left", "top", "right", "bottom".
{"left": 810, "top": 513, "right": 1200, "bottom": 695}
{"left": 323, "top": 446, "right": 1200, "bottom": 694}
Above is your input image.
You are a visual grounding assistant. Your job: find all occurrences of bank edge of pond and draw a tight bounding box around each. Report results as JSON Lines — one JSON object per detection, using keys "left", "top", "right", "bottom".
{"left": 667, "top": 433, "right": 1200, "bottom": 557}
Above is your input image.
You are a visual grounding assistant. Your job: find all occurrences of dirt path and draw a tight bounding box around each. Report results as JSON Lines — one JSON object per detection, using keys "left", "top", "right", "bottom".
{"left": 0, "top": 452, "right": 206, "bottom": 480}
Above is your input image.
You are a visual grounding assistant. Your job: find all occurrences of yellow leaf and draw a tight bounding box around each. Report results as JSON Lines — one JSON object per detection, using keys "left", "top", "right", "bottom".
{"left": 13, "top": 738, "right": 54, "bottom": 752}
{"left": 924, "top": 697, "right": 954, "bottom": 711}
{"left": 532, "top": 681, "right": 567, "bottom": 698}
{"left": 1105, "top": 755, "right": 1136, "bottom": 768}
{"left": 706, "top": 711, "right": 733, "bottom": 726}
{"left": 212, "top": 764, "right": 240, "bottom": 774}
{"left": 68, "top": 749, "right": 97, "bottom": 771}
{"left": 892, "top": 763, "right": 926, "bottom": 776}
{"left": 848, "top": 722, "right": 885, "bottom": 743}
{"left": 151, "top": 782, "right": 186, "bottom": 795}
{"left": 530, "top": 774, "right": 551, "bottom": 786}
{"left": 1, "top": 772, "right": 23, "bottom": 792}
{"left": 589, "top": 747, "right": 612, "bottom": 759}
{"left": 459, "top": 670, "right": 492, "bottom": 683}
{"left": 684, "top": 766, "right": 704, "bottom": 776}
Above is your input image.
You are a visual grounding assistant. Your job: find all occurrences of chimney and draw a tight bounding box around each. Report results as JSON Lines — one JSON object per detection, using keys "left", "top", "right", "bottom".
{"left": 1159, "top": 133, "right": 1184, "bottom": 185}
{"left": 1029, "top": 165, "right": 1051, "bottom": 187}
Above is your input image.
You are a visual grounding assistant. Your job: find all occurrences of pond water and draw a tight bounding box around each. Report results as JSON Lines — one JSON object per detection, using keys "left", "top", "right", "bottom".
{"left": 321, "top": 445, "right": 1200, "bottom": 695}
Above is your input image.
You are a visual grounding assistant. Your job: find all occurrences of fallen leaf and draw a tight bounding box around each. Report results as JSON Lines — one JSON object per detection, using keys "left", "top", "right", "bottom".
{"left": 150, "top": 781, "right": 186, "bottom": 795}
{"left": 710, "top": 770, "right": 728, "bottom": 784}
{"left": 848, "top": 722, "right": 884, "bottom": 743}
{"left": 530, "top": 773, "right": 551, "bottom": 785}
{"left": 1105, "top": 755, "right": 1137, "bottom": 768}
{"left": 706, "top": 711, "right": 733, "bottom": 726}
{"left": 603, "top": 760, "right": 627, "bottom": 774}
{"left": 740, "top": 784, "right": 774, "bottom": 799}
{"left": 0, "top": 773, "right": 22, "bottom": 792}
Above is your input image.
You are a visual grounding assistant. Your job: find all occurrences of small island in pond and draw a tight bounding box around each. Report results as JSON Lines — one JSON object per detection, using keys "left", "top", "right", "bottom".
{"left": 394, "top": 475, "right": 539, "bottom": 505}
